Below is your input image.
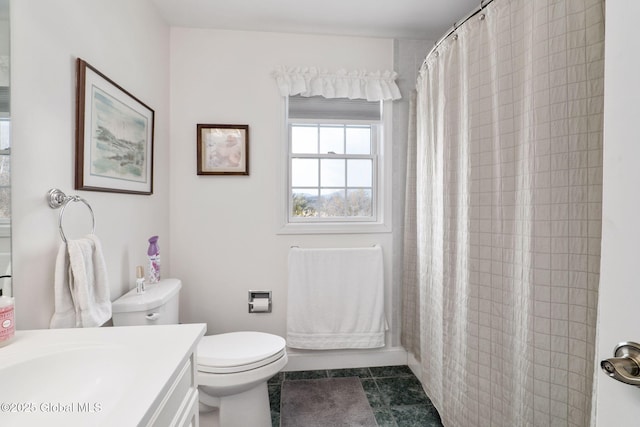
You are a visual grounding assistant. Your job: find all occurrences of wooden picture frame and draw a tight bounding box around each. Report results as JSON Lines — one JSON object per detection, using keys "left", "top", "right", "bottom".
{"left": 75, "top": 58, "right": 155, "bottom": 194}
{"left": 197, "top": 124, "right": 249, "bottom": 176}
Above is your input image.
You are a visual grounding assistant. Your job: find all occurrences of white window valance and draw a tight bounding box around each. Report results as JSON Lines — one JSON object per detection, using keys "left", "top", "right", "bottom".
{"left": 272, "top": 66, "right": 402, "bottom": 101}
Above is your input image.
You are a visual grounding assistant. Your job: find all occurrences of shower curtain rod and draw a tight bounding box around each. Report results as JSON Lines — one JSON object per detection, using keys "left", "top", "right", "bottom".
{"left": 421, "top": 0, "right": 496, "bottom": 68}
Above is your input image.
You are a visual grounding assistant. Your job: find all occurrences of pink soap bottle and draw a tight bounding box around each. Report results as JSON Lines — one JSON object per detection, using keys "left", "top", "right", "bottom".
{"left": 147, "top": 235, "right": 160, "bottom": 284}
{"left": 0, "top": 296, "right": 15, "bottom": 347}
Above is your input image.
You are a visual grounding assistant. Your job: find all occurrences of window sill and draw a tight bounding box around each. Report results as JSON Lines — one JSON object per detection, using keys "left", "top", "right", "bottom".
{"left": 277, "top": 221, "right": 391, "bottom": 235}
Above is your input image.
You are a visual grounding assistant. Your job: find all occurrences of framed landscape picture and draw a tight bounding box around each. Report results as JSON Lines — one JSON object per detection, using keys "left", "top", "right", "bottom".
{"left": 197, "top": 124, "right": 249, "bottom": 176}
{"left": 75, "top": 58, "right": 155, "bottom": 194}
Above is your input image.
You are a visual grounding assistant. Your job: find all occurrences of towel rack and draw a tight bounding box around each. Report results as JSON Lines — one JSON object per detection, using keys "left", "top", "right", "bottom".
{"left": 290, "top": 244, "right": 379, "bottom": 248}
{"left": 47, "top": 188, "right": 96, "bottom": 243}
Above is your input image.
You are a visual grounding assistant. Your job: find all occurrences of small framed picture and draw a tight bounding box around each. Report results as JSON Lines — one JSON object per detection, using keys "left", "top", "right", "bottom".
{"left": 75, "top": 58, "right": 154, "bottom": 194}
{"left": 197, "top": 124, "right": 249, "bottom": 175}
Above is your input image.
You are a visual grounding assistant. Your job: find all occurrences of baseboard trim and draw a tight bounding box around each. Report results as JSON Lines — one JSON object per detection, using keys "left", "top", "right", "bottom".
{"left": 283, "top": 346, "right": 408, "bottom": 372}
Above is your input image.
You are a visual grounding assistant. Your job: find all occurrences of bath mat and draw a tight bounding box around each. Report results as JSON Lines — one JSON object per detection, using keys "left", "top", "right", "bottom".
{"left": 280, "top": 377, "right": 377, "bottom": 427}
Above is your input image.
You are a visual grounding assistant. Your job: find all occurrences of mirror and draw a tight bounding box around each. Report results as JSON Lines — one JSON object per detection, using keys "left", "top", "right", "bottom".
{"left": 0, "top": 0, "right": 10, "bottom": 297}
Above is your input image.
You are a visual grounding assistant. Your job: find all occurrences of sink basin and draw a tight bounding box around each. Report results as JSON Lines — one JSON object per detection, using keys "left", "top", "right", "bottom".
{"left": 0, "top": 324, "right": 206, "bottom": 426}
{"left": 0, "top": 343, "right": 134, "bottom": 424}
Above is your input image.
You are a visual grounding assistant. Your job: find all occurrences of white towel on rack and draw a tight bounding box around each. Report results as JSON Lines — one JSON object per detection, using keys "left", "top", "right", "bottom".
{"left": 286, "top": 246, "right": 387, "bottom": 349}
{"left": 50, "top": 235, "right": 111, "bottom": 328}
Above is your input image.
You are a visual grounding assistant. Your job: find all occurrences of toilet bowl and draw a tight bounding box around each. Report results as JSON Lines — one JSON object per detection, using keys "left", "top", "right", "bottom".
{"left": 111, "top": 279, "right": 287, "bottom": 427}
{"left": 197, "top": 331, "right": 287, "bottom": 427}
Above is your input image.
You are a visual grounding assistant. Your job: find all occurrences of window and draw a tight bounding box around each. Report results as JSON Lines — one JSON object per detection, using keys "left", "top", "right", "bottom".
{"left": 0, "top": 119, "right": 9, "bottom": 224}
{"left": 281, "top": 96, "right": 391, "bottom": 234}
{"left": 290, "top": 123, "right": 376, "bottom": 220}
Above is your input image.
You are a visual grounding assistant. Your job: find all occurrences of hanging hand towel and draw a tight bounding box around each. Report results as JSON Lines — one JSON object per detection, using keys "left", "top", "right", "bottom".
{"left": 50, "top": 241, "right": 75, "bottom": 328}
{"left": 287, "top": 246, "right": 387, "bottom": 349}
{"left": 50, "top": 235, "right": 111, "bottom": 328}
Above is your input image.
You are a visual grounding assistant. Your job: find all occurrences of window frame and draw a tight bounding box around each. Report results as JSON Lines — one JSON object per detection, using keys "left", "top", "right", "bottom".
{"left": 288, "top": 120, "right": 379, "bottom": 223}
{"left": 278, "top": 97, "right": 392, "bottom": 235}
{"left": 0, "top": 117, "right": 10, "bottom": 235}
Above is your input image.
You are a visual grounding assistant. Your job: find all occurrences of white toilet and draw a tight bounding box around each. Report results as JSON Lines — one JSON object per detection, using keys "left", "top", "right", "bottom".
{"left": 111, "top": 278, "right": 287, "bottom": 427}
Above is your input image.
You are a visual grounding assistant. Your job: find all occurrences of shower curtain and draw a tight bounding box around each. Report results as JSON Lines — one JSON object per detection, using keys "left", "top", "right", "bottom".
{"left": 404, "top": 0, "right": 605, "bottom": 425}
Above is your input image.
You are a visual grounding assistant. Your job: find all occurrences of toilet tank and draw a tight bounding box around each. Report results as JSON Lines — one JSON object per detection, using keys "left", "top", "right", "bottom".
{"left": 112, "top": 278, "right": 181, "bottom": 326}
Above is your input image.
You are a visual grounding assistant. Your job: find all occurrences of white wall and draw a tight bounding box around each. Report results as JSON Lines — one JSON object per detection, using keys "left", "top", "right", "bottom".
{"left": 9, "top": 1, "right": 415, "bottom": 366}
{"left": 169, "top": 29, "right": 399, "bottom": 352}
{"left": 594, "top": 0, "right": 640, "bottom": 424}
{"left": 11, "top": 0, "right": 171, "bottom": 329}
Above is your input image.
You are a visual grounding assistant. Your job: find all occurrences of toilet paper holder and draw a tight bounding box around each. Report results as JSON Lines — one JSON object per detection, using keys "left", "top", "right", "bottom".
{"left": 248, "top": 290, "right": 272, "bottom": 313}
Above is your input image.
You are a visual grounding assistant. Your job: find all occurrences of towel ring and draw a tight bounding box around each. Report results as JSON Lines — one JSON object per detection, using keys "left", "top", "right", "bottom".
{"left": 47, "top": 189, "right": 96, "bottom": 243}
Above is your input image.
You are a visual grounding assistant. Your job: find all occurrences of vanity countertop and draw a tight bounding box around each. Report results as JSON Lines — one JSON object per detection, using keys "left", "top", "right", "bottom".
{"left": 0, "top": 323, "right": 206, "bottom": 426}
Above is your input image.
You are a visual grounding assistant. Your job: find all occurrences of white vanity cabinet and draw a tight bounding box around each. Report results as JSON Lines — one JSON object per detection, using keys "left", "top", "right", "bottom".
{"left": 145, "top": 351, "right": 199, "bottom": 427}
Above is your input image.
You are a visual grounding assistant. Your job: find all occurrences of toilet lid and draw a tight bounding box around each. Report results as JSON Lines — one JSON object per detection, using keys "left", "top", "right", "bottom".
{"left": 197, "top": 331, "right": 286, "bottom": 374}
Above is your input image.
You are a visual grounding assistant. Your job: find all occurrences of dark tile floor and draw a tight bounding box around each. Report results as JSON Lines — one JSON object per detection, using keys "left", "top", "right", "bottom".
{"left": 268, "top": 365, "right": 443, "bottom": 427}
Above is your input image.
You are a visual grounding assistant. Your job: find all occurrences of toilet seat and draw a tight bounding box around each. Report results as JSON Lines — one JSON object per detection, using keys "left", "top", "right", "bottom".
{"left": 197, "top": 331, "right": 286, "bottom": 374}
